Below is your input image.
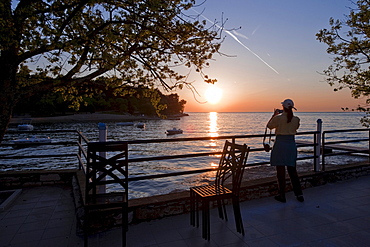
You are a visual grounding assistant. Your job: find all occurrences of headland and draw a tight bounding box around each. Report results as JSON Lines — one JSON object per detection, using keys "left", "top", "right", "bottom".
{"left": 10, "top": 112, "right": 159, "bottom": 124}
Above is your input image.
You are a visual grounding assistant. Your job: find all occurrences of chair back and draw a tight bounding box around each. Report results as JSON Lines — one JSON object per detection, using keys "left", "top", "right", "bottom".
{"left": 85, "top": 141, "right": 129, "bottom": 203}
{"left": 215, "top": 140, "right": 250, "bottom": 195}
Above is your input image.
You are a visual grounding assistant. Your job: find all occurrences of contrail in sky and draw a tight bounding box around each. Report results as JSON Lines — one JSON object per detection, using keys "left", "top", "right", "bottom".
{"left": 194, "top": 10, "right": 279, "bottom": 75}
{"left": 225, "top": 29, "right": 279, "bottom": 74}
{"left": 231, "top": 30, "right": 249, "bottom": 40}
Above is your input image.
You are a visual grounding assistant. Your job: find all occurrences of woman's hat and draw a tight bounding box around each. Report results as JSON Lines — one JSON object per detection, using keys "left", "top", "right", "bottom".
{"left": 281, "top": 99, "right": 297, "bottom": 110}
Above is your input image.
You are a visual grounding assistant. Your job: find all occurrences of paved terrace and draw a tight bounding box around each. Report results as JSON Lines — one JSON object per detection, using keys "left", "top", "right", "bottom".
{"left": 1, "top": 175, "right": 370, "bottom": 247}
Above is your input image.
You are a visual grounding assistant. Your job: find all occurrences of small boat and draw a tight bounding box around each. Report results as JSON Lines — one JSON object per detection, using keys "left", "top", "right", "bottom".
{"left": 116, "top": 122, "right": 134, "bottom": 126}
{"left": 11, "top": 135, "right": 52, "bottom": 147}
{"left": 166, "top": 117, "right": 181, "bottom": 120}
{"left": 136, "top": 123, "right": 145, "bottom": 128}
{"left": 166, "top": 128, "right": 183, "bottom": 135}
{"left": 17, "top": 119, "right": 34, "bottom": 131}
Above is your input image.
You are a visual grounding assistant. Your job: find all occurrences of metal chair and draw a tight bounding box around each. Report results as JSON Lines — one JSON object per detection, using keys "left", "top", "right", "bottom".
{"left": 190, "top": 140, "right": 250, "bottom": 240}
{"left": 84, "top": 142, "right": 129, "bottom": 247}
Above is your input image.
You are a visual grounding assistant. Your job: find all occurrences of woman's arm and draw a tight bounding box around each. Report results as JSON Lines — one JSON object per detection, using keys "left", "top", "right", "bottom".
{"left": 266, "top": 109, "right": 281, "bottom": 129}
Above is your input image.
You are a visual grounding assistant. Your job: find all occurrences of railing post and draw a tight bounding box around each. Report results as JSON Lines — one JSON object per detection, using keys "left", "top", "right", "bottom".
{"left": 98, "top": 122, "right": 107, "bottom": 194}
{"left": 78, "top": 133, "right": 82, "bottom": 170}
{"left": 315, "top": 119, "right": 322, "bottom": 172}
{"left": 322, "top": 131, "right": 326, "bottom": 171}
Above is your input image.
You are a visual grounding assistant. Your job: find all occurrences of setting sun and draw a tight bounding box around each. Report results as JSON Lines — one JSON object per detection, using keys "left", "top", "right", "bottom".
{"left": 205, "top": 86, "right": 223, "bottom": 104}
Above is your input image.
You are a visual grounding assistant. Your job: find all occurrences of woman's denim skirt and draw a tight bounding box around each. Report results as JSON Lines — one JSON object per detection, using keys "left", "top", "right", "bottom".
{"left": 270, "top": 135, "right": 297, "bottom": 167}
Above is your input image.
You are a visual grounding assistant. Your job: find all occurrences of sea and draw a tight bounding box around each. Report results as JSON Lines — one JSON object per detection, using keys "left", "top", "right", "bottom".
{"left": 0, "top": 112, "right": 368, "bottom": 199}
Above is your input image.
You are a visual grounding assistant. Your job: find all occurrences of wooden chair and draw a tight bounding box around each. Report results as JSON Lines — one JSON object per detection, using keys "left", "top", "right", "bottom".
{"left": 84, "top": 142, "right": 129, "bottom": 247}
{"left": 190, "top": 140, "right": 250, "bottom": 240}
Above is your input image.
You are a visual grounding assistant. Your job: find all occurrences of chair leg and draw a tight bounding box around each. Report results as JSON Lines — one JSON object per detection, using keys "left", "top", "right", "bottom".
{"left": 202, "top": 200, "right": 206, "bottom": 239}
{"left": 216, "top": 199, "right": 228, "bottom": 221}
{"left": 222, "top": 199, "right": 228, "bottom": 221}
{"left": 202, "top": 200, "right": 210, "bottom": 240}
{"left": 122, "top": 224, "right": 126, "bottom": 247}
{"left": 217, "top": 199, "right": 224, "bottom": 219}
{"left": 232, "top": 198, "right": 244, "bottom": 236}
{"left": 196, "top": 197, "right": 199, "bottom": 227}
{"left": 122, "top": 206, "right": 127, "bottom": 247}
{"left": 190, "top": 191, "right": 195, "bottom": 227}
{"left": 84, "top": 207, "right": 89, "bottom": 247}
{"left": 190, "top": 192, "right": 200, "bottom": 227}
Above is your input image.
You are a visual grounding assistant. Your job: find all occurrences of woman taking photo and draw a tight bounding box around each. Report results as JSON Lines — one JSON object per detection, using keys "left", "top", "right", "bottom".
{"left": 267, "top": 99, "right": 304, "bottom": 203}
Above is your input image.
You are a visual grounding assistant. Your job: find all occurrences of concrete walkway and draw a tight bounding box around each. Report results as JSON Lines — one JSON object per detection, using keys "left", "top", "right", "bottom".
{"left": 1, "top": 175, "right": 370, "bottom": 247}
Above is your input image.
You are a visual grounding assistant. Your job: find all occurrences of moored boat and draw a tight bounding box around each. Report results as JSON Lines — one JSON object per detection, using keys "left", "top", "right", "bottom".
{"left": 17, "top": 119, "right": 34, "bottom": 131}
{"left": 166, "top": 128, "right": 183, "bottom": 135}
{"left": 12, "top": 135, "right": 52, "bottom": 147}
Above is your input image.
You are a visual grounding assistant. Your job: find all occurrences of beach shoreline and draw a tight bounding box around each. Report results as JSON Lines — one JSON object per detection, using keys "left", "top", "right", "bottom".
{"left": 10, "top": 112, "right": 158, "bottom": 124}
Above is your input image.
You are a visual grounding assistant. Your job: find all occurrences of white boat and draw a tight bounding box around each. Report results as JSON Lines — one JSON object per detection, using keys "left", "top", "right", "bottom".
{"left": 17, "top": 119, "right": 34, "bottom": 131}
{"left": 12, "top": 135, "right": 52, "bottom": 146}
{"left": 116, "top": 122, "right": 134, "bottom": 126}
{"left": 136, "top": 123, "right": 145, "bottom": 128}
{"left": 166, "top": 128, "right": 183, "bottom": 135}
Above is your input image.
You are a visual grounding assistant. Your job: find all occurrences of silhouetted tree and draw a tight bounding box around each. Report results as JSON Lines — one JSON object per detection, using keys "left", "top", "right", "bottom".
{"left": 316, "top": 0, "right": 370, "bottom": 125}
{"left": 0, "top": 0, "right": 221, "bottom": 142}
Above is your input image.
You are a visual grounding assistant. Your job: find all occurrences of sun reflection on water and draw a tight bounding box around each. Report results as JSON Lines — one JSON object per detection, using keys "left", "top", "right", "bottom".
{"left": 210, "top": 162, "right": 218, "bottom": 167}
{"left": 208, "top": 112, "right": 219, "bottom": 138}
{"left": 208, "top": 112, "right": 219, "bottom": 151}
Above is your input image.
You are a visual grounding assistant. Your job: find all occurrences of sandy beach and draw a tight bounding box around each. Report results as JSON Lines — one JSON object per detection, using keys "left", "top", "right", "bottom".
{"left": 10, "top": 112, "right": 156, "bottom": 124}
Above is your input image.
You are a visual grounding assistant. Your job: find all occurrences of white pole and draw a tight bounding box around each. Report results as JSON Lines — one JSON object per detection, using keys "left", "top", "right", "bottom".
{"left": 98, "top": 122, "right": 107, "bottom": 193}
{"left": 315, "top": 119, "right": 322, "bottom": 172}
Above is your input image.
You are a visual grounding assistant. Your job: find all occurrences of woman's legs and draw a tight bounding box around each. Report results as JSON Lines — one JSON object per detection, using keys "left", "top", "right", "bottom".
{"left": 287, "top": 166, "right": 303, "bottom": 197}
{"left": 275, "top": 166, "right": 304, "bottom": 202}
{"left": 275, "top": 166, "right": 286, "bottom": 202}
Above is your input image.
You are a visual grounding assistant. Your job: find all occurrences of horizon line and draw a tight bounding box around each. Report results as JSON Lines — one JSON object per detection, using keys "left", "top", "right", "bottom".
{"left": 183, "top": 111, "right": 356, "bottom": 113}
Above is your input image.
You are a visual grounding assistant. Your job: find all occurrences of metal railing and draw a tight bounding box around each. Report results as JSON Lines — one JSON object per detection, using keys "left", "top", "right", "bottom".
{"left": 0, "top": 130, "right": 88, "bottom": 162}
{"left": 3, "top": 127, "right": 369, "bottom": 175}
{"left": 1, "top": 129, "right": 320, "bottom": 175}
{"left": 78, "top": 131, "right": 320, "bottom": 183}
{"left": 4, "top": 127, "right": 370, "bottom": 197}
{"left": 322, "top": 128, "right": 370, "bottom": 170}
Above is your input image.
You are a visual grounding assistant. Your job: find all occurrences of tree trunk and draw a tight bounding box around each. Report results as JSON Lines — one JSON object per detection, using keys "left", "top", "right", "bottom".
{"left": 0, "top": 50, "right": 19, "bottom": 143}
{"left": 0, "top": 102, "right": 13, "bottom": 143}
{"left": 0, "top": 81, "right": 17, "bottom": 143}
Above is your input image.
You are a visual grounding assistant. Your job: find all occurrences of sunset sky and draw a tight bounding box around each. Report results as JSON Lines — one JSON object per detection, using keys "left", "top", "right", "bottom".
{"left": 175, "top": 0, "right": 364, "bottom": 113}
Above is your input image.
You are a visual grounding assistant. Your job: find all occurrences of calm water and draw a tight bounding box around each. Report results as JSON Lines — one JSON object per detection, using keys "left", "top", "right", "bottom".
{"left": 0, "top": 112, "right": 368, "bottom": 198}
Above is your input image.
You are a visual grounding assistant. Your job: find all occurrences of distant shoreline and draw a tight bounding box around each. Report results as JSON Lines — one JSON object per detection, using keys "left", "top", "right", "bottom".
{"left": 10, "top": 113, "right": 159, "bottom": 124}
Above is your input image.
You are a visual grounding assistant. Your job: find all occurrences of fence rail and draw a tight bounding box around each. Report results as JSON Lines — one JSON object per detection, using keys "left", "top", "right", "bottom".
{"left": 322, "top": 128, "right": 370, "bottom": 170}
{"left": 78, "top": 131, "right": 320, "bottom": 183}
{"left": 0, "top": 130, "right": 85, "bottom": 161}
{"left": 1, "top": 125, "right": 369, "bottom": 197}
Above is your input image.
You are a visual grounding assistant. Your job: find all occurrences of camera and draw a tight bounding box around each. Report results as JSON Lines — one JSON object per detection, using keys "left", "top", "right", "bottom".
{"left": 263, "top": 143, "right": 271, "bottom": 152}
{"left": 277, "top": 109, "right": 283, "bottom": 114}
